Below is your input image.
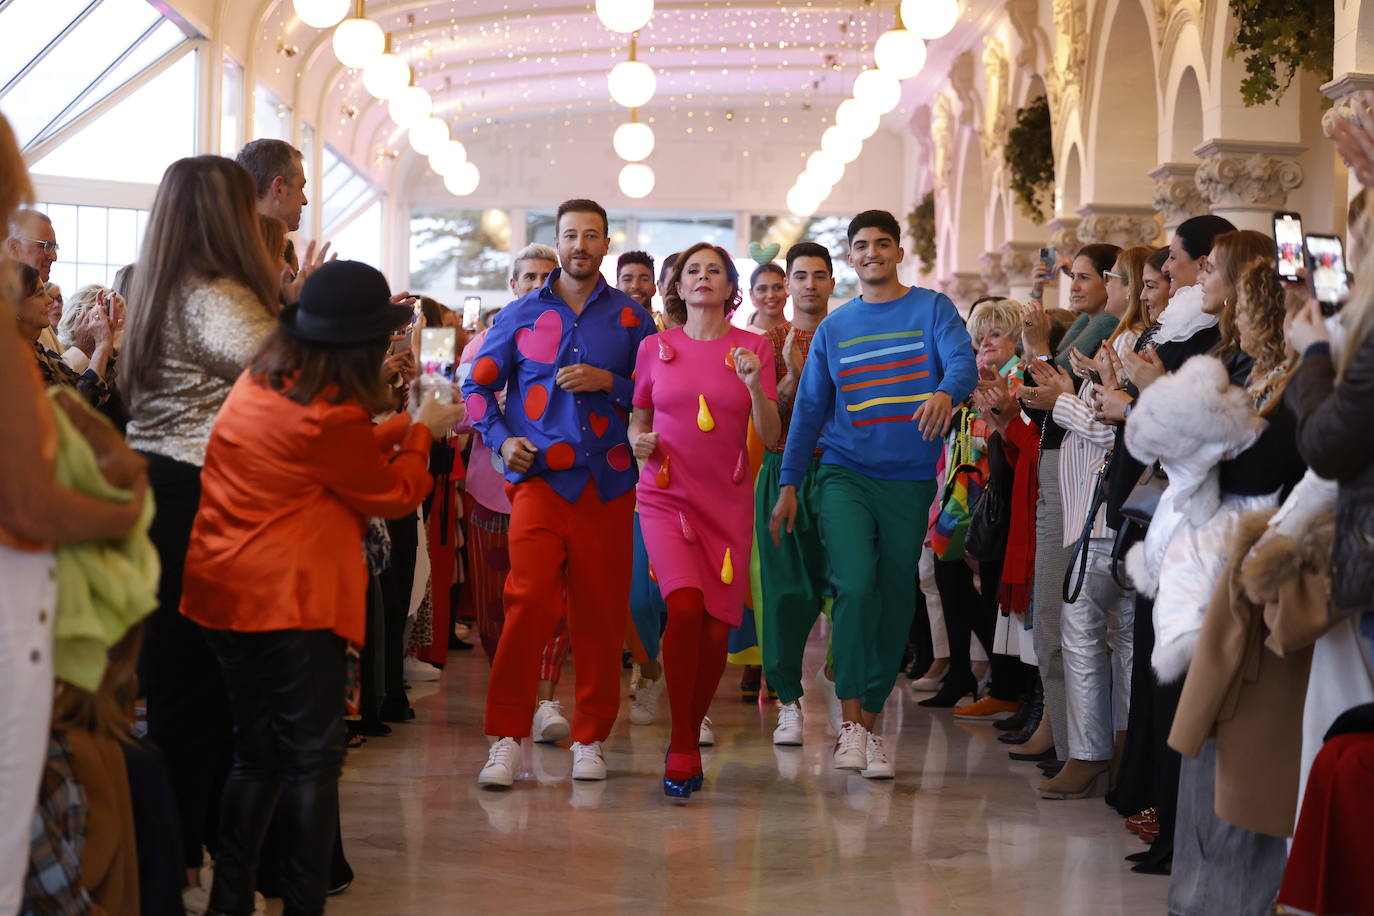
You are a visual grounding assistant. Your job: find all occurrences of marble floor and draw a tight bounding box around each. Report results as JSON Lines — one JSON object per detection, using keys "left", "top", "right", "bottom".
{"left": 326, "top": 633, "right": 1169, "bottom": 915}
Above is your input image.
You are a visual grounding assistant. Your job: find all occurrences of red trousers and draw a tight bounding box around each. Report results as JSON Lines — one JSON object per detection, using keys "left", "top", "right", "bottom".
{"left": 484, "top": 478, "right": 633, "bottom": 743}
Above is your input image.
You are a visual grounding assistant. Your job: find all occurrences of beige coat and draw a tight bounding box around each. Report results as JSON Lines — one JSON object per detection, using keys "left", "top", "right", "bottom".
{"left": 1168, "top": 507, "right": 1335, "bottom": 838}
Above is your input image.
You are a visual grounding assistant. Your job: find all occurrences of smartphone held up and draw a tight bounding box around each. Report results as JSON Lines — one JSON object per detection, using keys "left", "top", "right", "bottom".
{"left": 419, "top": 327, "right": 458, "bottom": 403}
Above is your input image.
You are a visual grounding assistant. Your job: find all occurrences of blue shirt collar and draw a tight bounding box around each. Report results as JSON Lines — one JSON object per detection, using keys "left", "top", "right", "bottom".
{"left": 538, "top": 267, "right": 612, "bottom": 307}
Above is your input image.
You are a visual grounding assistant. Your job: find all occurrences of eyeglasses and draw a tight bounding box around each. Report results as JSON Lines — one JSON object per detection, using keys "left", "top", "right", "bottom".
{"left": 1103, "top": 269, "right": 1125, "bottom": 281}
{"left": 17, "top": 237, "right": 59, "bottom": 255}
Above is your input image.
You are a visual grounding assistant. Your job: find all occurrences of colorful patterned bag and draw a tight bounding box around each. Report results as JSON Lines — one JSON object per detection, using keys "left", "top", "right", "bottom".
{"left": 930, "top": 409, "right": 984, "bottom": 563}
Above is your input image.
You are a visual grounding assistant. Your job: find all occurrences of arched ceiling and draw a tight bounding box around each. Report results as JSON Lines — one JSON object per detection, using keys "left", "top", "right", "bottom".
{"left": 245, "top": 0, "right": 1003, "bottom": 169}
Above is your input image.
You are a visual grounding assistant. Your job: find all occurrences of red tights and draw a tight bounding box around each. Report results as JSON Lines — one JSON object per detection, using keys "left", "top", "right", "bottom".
{"left": 662, "top": 588, "right": 731, "bottom": 779}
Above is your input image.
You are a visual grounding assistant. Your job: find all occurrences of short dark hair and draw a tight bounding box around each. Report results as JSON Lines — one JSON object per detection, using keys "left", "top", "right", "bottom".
{"left": 786, "top": 241, "right": 833, "bottom": 274}
{"left": 1174, "top": 214, "right": 1236, "bottom": 260}
{"left": 249, "top": 327, "right": 393, "bottom": 416}
{"left": 236, "top": 138, "right": 304, "bottom": 198}
{"left": 1147, "top": 245, "right": 1170, "bottom": 272}
{"left": 1074, "top": 243, "right": 1122, "bottom": 276}
{"left": 749, "top": 262, "right": 785, "bottom": 287}
{"left": 658, "top": 252, "right": 679, "bottom": 288}
{"left": 419, "top": 296, "right": 449, "bottom": 328}
{"left": 617, "top": 250, "right": 654, "bottom": 274}
{"left": 663, "top": 242, "right": 741, "bottom": 326}
{"left": 14, "top": 262, "right": 42, "bottom": 298}
{"left": 847, "top": 210, "right": 902, "bottom": 245}
{"left": 555, "top": 198, "right": 609, "bottom": 236}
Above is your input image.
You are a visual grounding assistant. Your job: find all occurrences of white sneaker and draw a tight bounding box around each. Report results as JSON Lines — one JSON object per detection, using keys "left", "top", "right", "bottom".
{"left": 698, "top": 716, "right": 715, "bottom": 746}
{"left": 773, "top": 701, "right": 803, "bottom": 746}
{"left": 478, "top": 736, "right": 519, "bottom": 788}
{"left": 860, "top": 732, "right": 895, "bottom": 780}
{"left": 403, "top": 655, "right": 440, "bottom": 682}
{"left": 532, "top": 699, "right": 570, "bottom": 743}
{"left": 629, "top": 675, "right": 666, "bottom": 725}
{"left": 570, "top": 741, "right": 607, "bottom": 780}
{"left": 815, "top": 668, "right": 844, "bottom": 734}
{"left": 832, "top": 721, "right": 868, "bottom": 770}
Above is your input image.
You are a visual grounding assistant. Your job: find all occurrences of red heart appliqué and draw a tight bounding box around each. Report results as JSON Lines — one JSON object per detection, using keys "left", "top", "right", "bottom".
{"left": 589, "top": 412, "right": 610, "bottom": 437}
{"left": 620, "top": 306, "right": 641, "bottom": 327}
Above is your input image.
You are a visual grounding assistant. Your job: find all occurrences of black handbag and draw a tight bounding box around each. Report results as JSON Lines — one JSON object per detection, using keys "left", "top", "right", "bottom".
{"left": 1110, "top": 464, "right": 1167, "bottom": 587}
{"left": 1063, "top": 451, "right": 1114, "bottom": 603}
{"left": 966, "top": 433, "right": 1012, "bottom": 563}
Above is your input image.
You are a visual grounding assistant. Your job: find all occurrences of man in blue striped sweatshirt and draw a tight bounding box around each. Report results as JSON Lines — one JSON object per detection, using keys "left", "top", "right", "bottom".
{"left": 769, "top": 209, "right": 977, "bottom": 779}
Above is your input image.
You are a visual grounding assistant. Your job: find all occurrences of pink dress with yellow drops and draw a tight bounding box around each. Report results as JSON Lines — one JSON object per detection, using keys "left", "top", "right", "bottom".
{"left": 632, "top": 326, "right": 778, "bottom": 626}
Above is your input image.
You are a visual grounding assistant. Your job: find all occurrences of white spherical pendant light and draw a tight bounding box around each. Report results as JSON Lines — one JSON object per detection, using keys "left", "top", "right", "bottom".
{"left": 835, "top": 99, "right": 881, "bottom": 140}
{"left": 902, "top": 0, "right": 960, "bottom": 41}
{"left": 795, "top": 167, "right": 835, "bottom": 197}
{"left": 595, "top": 0, "right": 654, "bottom": 33}
{"left": 608, "top": 60, "right": 656, "bottom": 108}
{"left": 444, "top": 161, "right": 480, "bottom": 196}
{"left": 430, "top": 139, "right": 468, "bottom": 176}
{"left": 612, "top": 120, "right": 655, "bottom": 162}
{"left": 806, "top": 150, "right": 845, "bottom": 187}
{"left": 821, "top": 126, "right": 863, "bottom": 164}
{"left": 786, "top": 185, "right": 820, "bottom": 219}
{"left": 852, "top": 68, "right": 903, "bottom": 115}
{"left": 362, "top": 52, "right": 410, "bottom": 100}
{"left": 294, "top": 0, "right": 350, "bottom": 29}
{"left": 618, "top": 162, "right": 655, "bottom": 198}
{"left": 387, "top": 85, "right": 432, "bottom": 128}
{"left": 409, "top": 117, "right": 449, "bottom": 156}
{"left": 874, "top": 29, "right": 927, "bottom": 80}
{"left": 332, "top": 16, "right": 385, "bottom": 69}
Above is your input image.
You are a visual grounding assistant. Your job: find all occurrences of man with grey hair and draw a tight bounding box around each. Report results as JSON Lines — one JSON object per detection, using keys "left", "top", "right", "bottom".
{"left": 236, "top": 138, "right": 309, "bottom": 232}
{"left": 508, "top": 243, "right": 558, "bottom": 297}
{"left": 7, "top": 209, "right": 60, "bottom": 351}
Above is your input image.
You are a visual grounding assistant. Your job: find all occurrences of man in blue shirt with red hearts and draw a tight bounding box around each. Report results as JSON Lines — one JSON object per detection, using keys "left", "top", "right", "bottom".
{"left": 463, "top": 199, "right": 654, "bottom": 788}
{"left": 771, "top": 209, "right": 976, "bottom": 780}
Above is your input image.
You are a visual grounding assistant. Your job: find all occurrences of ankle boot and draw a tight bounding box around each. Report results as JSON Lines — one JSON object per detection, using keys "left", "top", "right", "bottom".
{"left": 998, "top": 680, "right": 1043, "bottom": 740}
{"left": 1008, "top": 715, "right": 1054, "bottom": 760}
{"left": 1037, "top": 757, "right": 1110, "bottom": 799}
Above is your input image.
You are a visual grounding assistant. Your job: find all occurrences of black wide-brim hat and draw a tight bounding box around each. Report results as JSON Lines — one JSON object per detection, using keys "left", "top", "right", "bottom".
{"left": 280, "top": 259, "right": 414, "bottom": 345}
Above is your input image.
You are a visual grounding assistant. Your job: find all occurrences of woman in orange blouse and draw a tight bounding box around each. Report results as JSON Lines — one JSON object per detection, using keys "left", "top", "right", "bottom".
{"left": 180, "top": 260, "right": 462, "bottom": 916}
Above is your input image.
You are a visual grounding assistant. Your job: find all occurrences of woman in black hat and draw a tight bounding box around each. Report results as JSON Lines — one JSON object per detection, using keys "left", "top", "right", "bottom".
{"left": 179, "top": 260, "right": 463, "bottom": 916}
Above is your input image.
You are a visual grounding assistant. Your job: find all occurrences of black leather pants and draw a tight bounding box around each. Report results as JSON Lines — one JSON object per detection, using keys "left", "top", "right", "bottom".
{"left": 204, "top": 628, "right": 347, "bottom": 916}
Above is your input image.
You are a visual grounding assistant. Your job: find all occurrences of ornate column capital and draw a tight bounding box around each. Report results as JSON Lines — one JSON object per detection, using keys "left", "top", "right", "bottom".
{"left": 1047, "top": 215, "right": 1081, "bottom": 257}
{"left": 1192, "top": 139, "right": 1305, "bottom": 214}
{"left": 1148, "top": 162, "right": 1209, "bottom": 233}
{"left": 1075, "top": 204, "right": 1163, "bottom": 249}
{"left": 979, "top": 250, "right": 1009, "bottom": 296}
{"left": 1321, "top": 72, "right": 1374, "bottom": 137}
{"left": 1000, "top": 241, "right": 1041, "bottom": 286}
{"left": 940, "top": 271, "right": 989, "bottom": 315}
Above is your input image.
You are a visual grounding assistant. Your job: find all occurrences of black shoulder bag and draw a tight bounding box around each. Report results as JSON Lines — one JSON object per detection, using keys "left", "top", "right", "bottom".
{"left": 1063, "top": 450, "right": 1114, "bottom": 603}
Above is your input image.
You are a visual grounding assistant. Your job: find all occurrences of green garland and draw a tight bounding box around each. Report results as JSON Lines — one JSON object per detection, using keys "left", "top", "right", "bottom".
{"left": 1227, "top": 0, "right": 1333, "bottom": 107}
{"left": 1003, "top": 95, "right": 1053, "bottom": 224}
{"left": 908, "top": 190, "right": 936, "bottom": 274}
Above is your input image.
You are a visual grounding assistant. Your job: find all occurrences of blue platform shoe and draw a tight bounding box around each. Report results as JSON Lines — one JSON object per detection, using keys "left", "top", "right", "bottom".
{"left": 663, "top": 775, "right": 693, "bottom": 798}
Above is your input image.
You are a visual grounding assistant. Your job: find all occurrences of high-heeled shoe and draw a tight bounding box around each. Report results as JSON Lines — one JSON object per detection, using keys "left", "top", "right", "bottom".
{"left": 688, "top": 772, "right": 704, "bottom": 791}
{"left": 663, "top": 776, "right": 693, "bottom": 798}
{"left": 1038, "top": 758, "right": 1110, "bottom": 799}
{"left": 1008, "top": 745, "right": 1055, "bottom": 762}
{"left": 1007, "top": 713, "right": 1053, "bottom": 759}
{"left": 665, "top": 751, "right": 699, "bottom": 798}
{"left": 916, "top": 672, "right": 977, "bottom": 708}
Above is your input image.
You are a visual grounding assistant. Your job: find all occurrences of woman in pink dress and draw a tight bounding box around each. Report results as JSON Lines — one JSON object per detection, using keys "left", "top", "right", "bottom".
{"left": 629, "top": 242, "right": 780, "bottom": 798}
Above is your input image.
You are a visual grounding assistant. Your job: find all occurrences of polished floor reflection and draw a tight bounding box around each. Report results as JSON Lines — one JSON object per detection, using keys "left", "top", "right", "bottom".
{"left": 328, "top": 632, "right": 1168, "bottom": 915}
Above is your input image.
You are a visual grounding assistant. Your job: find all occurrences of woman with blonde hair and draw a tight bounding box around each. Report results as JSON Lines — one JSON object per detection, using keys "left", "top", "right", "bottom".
{"left": 121, "top": 154, "right": 283, "bottom": 894}
{"left": 0, "top": 112, "right": 148, "bottom": 913}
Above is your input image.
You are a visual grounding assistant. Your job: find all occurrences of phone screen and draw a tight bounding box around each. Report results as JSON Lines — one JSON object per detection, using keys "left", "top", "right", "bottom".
{"left": 1304, "top": 234, "right": 1349, "bottom": 310}
{"left": 419, "top": 328, "right": 458, "bottom": 403}
{"left": 1273, "top": 212, "right": 1304, "bottom": 281}
{"left": 1038, "top": 247, "right": 1055, "bottom": 269}
{"left": 462, "top": 296, "right": 482, "bottom": 331}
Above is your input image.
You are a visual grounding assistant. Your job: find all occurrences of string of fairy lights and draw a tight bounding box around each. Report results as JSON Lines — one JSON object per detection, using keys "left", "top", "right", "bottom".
{"left": 288, "top": 0, "right": 962, "bottom": 208}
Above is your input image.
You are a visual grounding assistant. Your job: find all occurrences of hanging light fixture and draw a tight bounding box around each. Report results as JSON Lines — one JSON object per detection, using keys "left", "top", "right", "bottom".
{"left": 835, "top": 99, "right": 881, "bottom": 140}
{"left": 596, "top": 0, "right": 654, "bottom": 33}
{"left": 430, "top": 139, "right": 468, "bottom": 175}
{"left": 903, "top": 0, "right": 960, "bottom": 41}
{"left": 362, "top": 33, "right": 410, "bottom": 99}
{"left": 612, "top": 113, "right": 655, "bottom": 162}
{"left": 608, "top": 37, "right": 656, "bottom": 108}
{"left": 409, "top": 116, "right": 449, "bottom": 155}
{"left": 444, "top": 161, "right": 480, "bottom": 196}
{"left": 787, "top": 184, "right": 821, "bottom": 218}
{"left": 388, "top": 84, "right": 432, "bottom": 128}
{"left": 874, "top": 23, "right": 926, "bottom": 80}
{"left": 332, "top": 1, "right": 384, "bottom": 69}
{"left": 806, "top": 150, "right": 845, "bottom": 188}
{"left": 618, "top": 162, "right": 655, "bottom": 198}
{"left": 294, "top": 0, "right": 350, "bottom": 29}
{"left": 821, "top": 126, "right": 863, "bottom": 164}
{"left": 852, "top": 69, "right": 903, "bottom": 115}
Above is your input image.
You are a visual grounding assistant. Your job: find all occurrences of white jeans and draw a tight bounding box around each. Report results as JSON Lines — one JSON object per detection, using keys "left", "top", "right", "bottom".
{"left": 0, "top": 546, "right": 57, "bottom": 915}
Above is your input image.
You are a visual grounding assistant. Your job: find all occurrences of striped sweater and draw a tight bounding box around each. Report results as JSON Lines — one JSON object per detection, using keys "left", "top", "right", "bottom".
{"left": 779, "top": 286, "right": 977, "bottom": 486}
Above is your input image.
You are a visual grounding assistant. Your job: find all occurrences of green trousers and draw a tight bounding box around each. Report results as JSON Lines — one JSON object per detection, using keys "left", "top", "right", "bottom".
{"left": 753, "top": 451, "right": 832, "bottom": 705}
{"left": 817, "top": 465, "right": 935, "bottom": 714}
